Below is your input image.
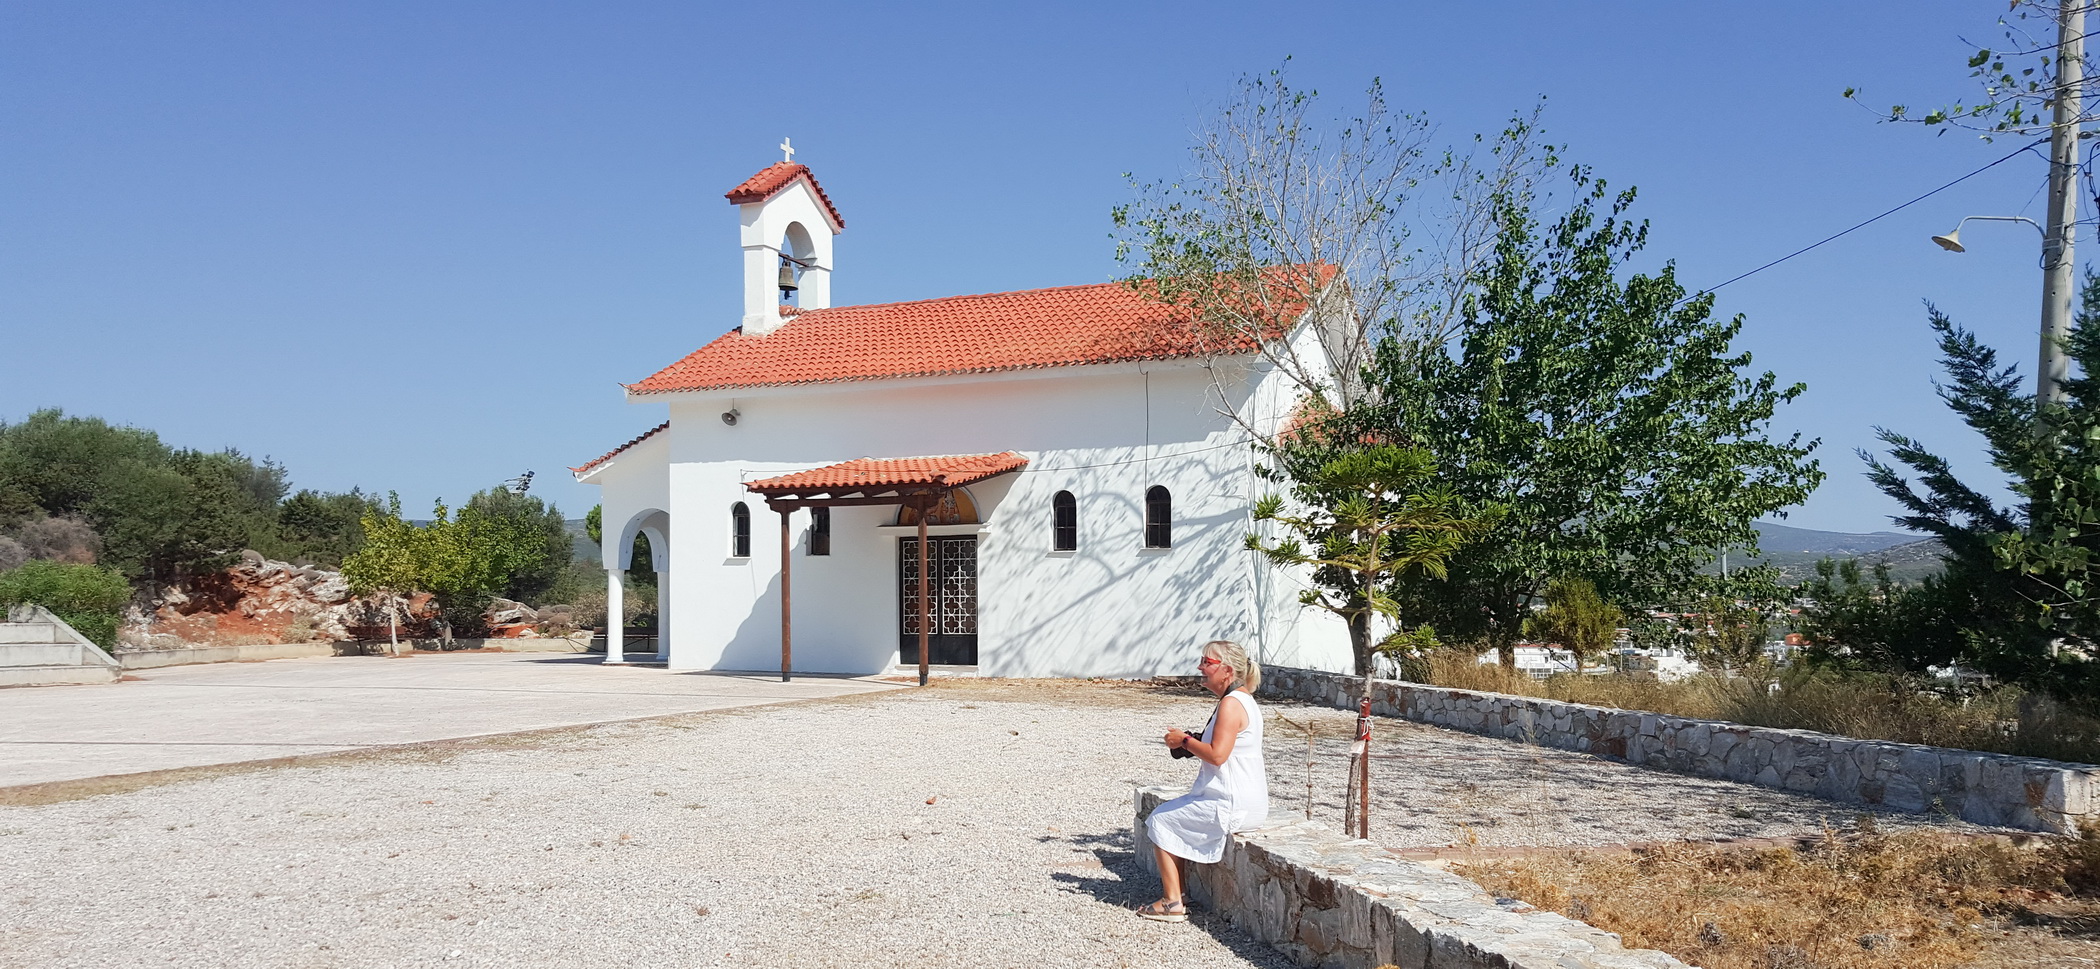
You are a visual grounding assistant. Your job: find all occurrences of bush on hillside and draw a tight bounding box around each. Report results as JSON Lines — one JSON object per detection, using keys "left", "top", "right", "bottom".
{"left": 267, "top": 488, "right": 383, "bottom": 567}
{"left": 0, "top": 560, "right": 131, "bottom": 648}
{"left": 16, "top": 515, "right": 101, "bottom": 564}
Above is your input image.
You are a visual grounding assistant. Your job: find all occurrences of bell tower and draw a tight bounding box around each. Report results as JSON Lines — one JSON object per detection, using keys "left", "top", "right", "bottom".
{"left": 724, "top": 139, "right": 846, "bottom": 336}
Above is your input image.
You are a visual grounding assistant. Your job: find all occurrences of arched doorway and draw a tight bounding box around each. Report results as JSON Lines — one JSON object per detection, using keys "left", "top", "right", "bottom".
{"left": 607, "top": 509, "right": 668, "bottom": 664}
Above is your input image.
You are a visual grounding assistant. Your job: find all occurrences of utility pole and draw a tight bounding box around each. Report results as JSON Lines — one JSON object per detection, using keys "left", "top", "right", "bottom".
{"left": 2040, "top": 1, "right": 2085, "bottom": 403}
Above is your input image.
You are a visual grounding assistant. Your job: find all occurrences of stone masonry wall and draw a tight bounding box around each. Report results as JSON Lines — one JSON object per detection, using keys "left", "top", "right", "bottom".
{"left": 1263, "top": 666, "right": 2100, "bottom": 835}
{"left": 1134, "top": 786, "right": 1688, "bottom": 969}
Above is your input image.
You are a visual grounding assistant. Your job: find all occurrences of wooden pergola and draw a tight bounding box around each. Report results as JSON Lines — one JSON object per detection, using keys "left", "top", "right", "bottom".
{"left": 744, "top": 452, "right": 1028, "bottom": 686}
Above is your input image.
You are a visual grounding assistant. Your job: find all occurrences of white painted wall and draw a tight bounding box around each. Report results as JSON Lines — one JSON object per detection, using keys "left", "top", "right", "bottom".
{"left": 581, "top": 348, "right": 1356, "bottom": 679}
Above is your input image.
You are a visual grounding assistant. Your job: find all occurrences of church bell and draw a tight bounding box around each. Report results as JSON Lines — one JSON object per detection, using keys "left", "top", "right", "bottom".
{"left": 777, "top": 263, "right": 799, "bottom": 294}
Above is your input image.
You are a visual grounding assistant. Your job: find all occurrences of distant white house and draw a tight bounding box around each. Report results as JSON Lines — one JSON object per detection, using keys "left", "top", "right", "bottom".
{"left": 573, "top": 154, "right": 1354, "bottom": 679}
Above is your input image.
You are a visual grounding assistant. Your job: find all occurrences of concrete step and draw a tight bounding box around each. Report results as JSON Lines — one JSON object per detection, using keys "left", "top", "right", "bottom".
{"left": 0, "top": 665, "right": 121, "bottom": 687}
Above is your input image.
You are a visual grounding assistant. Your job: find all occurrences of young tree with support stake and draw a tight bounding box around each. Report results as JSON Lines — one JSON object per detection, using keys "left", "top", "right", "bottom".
{"left": 341, "top": 495, "right": 421, "bottom": 652}
{"left": 1246, "top": 443, "right": 1502, "bottom": 676}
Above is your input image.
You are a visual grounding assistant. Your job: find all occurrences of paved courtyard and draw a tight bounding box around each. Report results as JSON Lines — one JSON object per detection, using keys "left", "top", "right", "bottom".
{"left": 0, "top": 677, "right": 1993, "bottom": 968}
{"left": 0, "top": 652, "right": 898, "bottom": 788}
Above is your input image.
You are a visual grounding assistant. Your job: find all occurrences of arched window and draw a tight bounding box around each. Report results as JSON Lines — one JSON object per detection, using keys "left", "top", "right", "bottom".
{"left": 1052, "top": 491, "right": 1077, "bottom": 551}
{"left": 1144, "top": 486, "right": 1172, "bottom": 549}
{"left": 730, "top": 502, "right": 751, "bottom": 558}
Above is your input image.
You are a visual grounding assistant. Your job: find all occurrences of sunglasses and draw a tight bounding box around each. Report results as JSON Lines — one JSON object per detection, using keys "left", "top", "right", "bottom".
{"left": 1199, "top": 656, "right": 1225, "bottom": 669}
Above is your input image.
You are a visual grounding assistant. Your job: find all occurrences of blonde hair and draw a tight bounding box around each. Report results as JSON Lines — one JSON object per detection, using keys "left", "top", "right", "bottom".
{"left": 1203, "top": 639, "right": 1260, "bottom": 693}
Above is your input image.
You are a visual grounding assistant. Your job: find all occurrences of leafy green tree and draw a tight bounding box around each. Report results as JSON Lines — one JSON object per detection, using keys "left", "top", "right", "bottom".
{"left": 1247, "top": 442, "right": 1502, "bottom": 675}
{"left": 273, "top": 488, "right": 382, "bottom": 567}
{"left": 462, "top": 487, "right": 572, "bottom": 604}
{"left": 584, "top": 504, "right": 602, "bottom": 546}
{"left": 340, "top": 495, "right": 424, "bottom": 649}
{"left": 0, "top": 560, "right": 132, "bottom": 647}
{"left": 1524, "top": 577, "right": 1623, "bottom": 672}
{"left": 0, "top": 409, "right": 166, "bottom": 529}
{"left": 343, "top": 487, "right": 575, "bottom": 639}
{"left": 1791, "top": 558, "right": 1955, "bottom": 675}
{"left": 0, "top": 410, "right": 291, "bottom": 583}
{"left": 1360, "top": 167, "right": 1824, "bottom": 666}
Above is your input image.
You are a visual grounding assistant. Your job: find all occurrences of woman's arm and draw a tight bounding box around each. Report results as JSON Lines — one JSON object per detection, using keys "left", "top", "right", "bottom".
{"left": 1178, "top": 695, "right": 1245, "bottom": 767}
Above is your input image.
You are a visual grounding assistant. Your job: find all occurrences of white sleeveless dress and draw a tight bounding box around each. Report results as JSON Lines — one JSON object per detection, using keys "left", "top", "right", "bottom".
{"left": 1146, "top": 690, "right": 1269, "bottom": 863}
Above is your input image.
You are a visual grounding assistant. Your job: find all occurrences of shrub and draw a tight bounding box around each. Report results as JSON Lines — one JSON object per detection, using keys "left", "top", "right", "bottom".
{"left": 16, "top": 515, "right": 100, "bottom": 564}
{"left": 0, "top": 560, "right": 131, "bottom": 648}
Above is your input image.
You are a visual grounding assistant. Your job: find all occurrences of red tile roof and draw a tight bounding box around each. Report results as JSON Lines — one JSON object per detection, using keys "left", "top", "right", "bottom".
{"left": 746, "top": 452, "right": 1028, "bottom": 495}
{"left": 570, "top": 421, "right": 669, "bottom": 477}
{"left": 724, "top": 162, "right": 845, "bottom": 230}
{"left": 628, "top": 271, "right": 1326, "bottom": 396}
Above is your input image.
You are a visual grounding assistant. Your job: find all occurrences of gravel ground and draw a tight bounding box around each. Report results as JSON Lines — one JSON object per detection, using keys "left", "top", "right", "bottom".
{"left": 1259, "top": 704, "right": 2000, "bottom": 852}
{"left": 0, "top": 680, "right": 1997, "bottom": 968}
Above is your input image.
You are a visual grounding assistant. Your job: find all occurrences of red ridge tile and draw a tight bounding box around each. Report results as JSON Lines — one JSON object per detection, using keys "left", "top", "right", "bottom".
{"left": 724, "top": 162, "right": 846, "bottom": 229}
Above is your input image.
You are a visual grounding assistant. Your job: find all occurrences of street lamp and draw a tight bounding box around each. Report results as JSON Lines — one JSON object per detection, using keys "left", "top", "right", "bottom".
{"left": 1929, "top": 214, "right": 2067, "bottom": 402}
{"left": 1930, "top": 215, "right": 2044, "bottom": 254}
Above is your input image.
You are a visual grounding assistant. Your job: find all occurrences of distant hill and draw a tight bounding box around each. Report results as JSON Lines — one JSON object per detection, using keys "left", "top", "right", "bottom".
{"left": 564, "top": 519, "right": 597, "bottom": 562}
{"left": 1726, "top": 521, "right": 1944, "bottom": 584}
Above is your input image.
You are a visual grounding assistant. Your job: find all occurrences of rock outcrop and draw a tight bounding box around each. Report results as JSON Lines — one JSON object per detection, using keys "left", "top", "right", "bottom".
{"left": 482, "top": 598, "right": 577, "bottom": 638}
{"left": 122, "top": 552, "right": 434, "bottom": 649}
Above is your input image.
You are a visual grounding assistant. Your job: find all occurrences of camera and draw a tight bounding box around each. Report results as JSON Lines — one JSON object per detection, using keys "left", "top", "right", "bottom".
{"left": 1169, "top": 727, "right": 1206, "bottom": 759}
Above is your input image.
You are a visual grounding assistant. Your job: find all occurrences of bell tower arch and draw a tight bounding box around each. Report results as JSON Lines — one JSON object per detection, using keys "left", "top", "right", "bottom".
{"left": 725, "top": 140, "right": 845, "bottom": 336}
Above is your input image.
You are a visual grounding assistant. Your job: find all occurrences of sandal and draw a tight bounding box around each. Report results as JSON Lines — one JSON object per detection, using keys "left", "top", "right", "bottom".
{"left": 1136, "top": 899, "right": 1188, "bottom": 923}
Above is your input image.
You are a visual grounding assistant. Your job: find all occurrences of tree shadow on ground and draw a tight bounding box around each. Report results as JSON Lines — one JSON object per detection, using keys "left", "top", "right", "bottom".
{"left": 1042, "top": 827, "right": 1296, "bottom": 968}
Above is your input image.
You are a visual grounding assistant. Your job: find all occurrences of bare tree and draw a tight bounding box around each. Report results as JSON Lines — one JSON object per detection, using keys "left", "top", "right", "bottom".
{"left": 1114, "top": 66, "right": 1559, "bottom": 420}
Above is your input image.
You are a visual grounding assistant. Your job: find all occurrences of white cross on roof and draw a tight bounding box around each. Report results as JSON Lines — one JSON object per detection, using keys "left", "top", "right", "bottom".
{"left": 780, "top": 137, "right": 794, "bottom": 163}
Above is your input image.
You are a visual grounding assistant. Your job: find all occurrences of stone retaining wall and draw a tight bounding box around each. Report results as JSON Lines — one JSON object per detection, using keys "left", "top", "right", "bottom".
{"left": 1134, "top": 786, "right": 1686, "bottom": 969}
{"left": 116, "top": 642, "right": 349, "bottom": 669}
{"left": 116, "top": 634, "right": 588, "bottom": 668}
{"left": 1263, "top": 666, "right": 2100, "bottom": 835}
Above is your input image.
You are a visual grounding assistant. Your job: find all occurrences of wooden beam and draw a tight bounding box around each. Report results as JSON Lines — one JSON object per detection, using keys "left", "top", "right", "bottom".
{"left": 779, "top": 509, "right": 792, "bottom": 682}
{"left": 761, "top": 495, "right": 938, "bottom": 513}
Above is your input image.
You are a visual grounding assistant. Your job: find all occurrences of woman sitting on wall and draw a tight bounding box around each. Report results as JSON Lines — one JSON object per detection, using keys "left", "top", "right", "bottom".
{"left": 1139, "top": 639, "right": 1268, "bottom": 922}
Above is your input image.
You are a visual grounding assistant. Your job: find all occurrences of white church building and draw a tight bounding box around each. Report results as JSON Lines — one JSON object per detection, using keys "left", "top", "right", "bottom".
{"left": 573, "top": 152, "right": 1353, "bottom": 679}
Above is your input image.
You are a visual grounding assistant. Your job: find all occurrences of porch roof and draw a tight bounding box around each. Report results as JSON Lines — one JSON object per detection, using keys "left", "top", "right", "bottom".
{"left": 744, "top": 451, "right": 1027, "bottom": 501}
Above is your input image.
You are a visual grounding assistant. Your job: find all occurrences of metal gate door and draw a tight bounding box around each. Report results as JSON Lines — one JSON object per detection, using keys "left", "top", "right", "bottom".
{"left": 899, "top": 536, "right": 978, "bottom": 665}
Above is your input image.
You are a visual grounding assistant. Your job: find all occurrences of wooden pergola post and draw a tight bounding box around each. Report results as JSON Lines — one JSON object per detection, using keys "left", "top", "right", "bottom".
{"left": 779, "top": 509, "right": 793, "bottom": 682}
{"left": 917, "top": 503, "right": 930, "bottom": 688}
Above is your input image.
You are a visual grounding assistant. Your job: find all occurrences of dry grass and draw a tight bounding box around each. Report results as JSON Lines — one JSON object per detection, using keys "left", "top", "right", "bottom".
{"left": 1418, "top": 653, "right": 2100, "bottom": 765}
{"left": 1459, "top": 828, "right": 2100, "bottom": 969}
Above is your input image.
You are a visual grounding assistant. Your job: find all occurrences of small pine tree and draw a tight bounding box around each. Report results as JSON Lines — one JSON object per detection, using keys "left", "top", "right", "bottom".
{"left": 1523, "top": 578, "right": 1623, "bottom": 672}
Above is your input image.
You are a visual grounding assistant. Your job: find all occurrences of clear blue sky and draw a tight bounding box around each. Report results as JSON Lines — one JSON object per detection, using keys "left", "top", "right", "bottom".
{"left": 0, "top": 2, "right": 2067, "bottom": 533}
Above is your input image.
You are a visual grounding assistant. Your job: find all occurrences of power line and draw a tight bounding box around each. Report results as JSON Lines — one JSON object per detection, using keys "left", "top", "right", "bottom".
{"left": 1684, "top": 137, "right": 2047, "bottom": 303}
